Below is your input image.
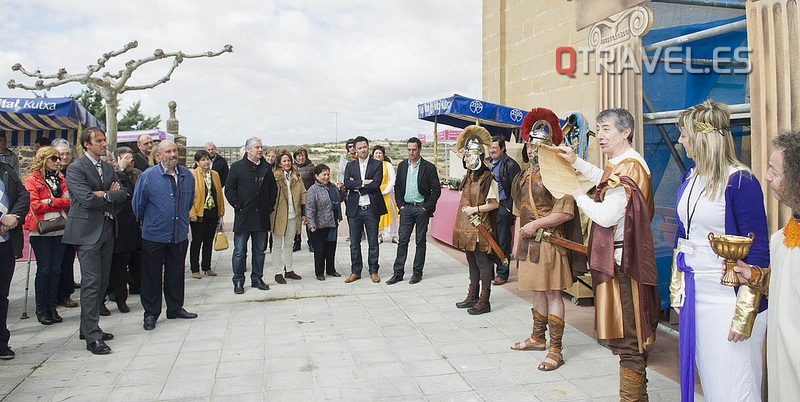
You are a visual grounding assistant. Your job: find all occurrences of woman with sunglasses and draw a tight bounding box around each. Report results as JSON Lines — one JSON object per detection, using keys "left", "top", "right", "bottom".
{"left": 24, "top": 147, "right": 70, "bottom": 325}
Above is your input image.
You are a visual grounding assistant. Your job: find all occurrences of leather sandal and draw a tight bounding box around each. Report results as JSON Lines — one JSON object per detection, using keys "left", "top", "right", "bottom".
{"left": 510, "top": 337, "right": 546, "bottom": 351}
{"left": 537, "top": 351, "right": 564, "bottom": 371}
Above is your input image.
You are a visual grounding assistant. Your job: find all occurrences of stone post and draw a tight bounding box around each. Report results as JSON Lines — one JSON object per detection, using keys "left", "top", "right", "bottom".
{"left": 166, "top": 101, "right": 186, "bottom": 166}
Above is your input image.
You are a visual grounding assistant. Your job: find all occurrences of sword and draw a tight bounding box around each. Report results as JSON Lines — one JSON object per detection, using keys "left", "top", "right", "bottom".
{"left": 535, "top": 228, "right": 588, "bottom": 255}
{"left": 468, "top": 214, "right": 509, "bottom": 266}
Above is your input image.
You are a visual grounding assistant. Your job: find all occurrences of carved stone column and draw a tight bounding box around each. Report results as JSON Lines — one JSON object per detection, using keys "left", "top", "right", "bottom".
{"left": 588, "top": 5, "right": 653, "bottom": 162}
{"left": 746, "top": 0, "right": 798, "bottom": 231}
{"left": 166, "top": 101, "right": 186, "bottom": 166}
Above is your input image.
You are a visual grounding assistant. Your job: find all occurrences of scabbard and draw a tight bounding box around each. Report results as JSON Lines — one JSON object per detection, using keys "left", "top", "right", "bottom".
{"left": 476, "top": 224, "right": 509, "bottom": 266}
{"left": 542, "top": 231, "right": 588, "bottom": 255}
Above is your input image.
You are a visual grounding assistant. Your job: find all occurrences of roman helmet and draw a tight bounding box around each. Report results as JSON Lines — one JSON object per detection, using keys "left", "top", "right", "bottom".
{"left": 520, "top": 108, "right": 563, "bottom": 163}
{"left": 455, "top": 125, "right": 492, "bottom": 171}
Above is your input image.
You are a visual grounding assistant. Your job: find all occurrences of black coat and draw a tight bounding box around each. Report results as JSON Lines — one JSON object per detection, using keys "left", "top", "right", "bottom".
{"left": 211, "top": 154, "right": 229, "bottom": 187}
{"left": 133, "top": 151, "right": 150, "bottom": 172}
{"left": 0, "top": 162, "right": 29, "bottom": 258}
{"left": 225, "top": 157, "right": 278, "bottom": 232}
{"left": 395, "top": 158, "right": 441, "bottom": 216}
{"left": 112, "top": 169, "right": 141, "bottom": 254}
{"left": 488, "top": 153, "right": 521, "bottom": 203}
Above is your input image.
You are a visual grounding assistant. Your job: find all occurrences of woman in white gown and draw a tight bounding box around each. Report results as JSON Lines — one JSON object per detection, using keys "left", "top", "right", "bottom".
{"left": 671, "top": 100, "right": 770, "bottom": 402}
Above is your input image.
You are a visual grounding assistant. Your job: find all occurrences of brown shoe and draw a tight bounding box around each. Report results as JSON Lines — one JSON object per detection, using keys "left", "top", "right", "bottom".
{"left": 344, "top": 274, "right": 360, "bottom": 283}
{"left": 191, "top": 272, "right": 202, "bottom": 279}
{"left": 371, "top": 273, "right": 381, "bottom": 283}
{"left": 285, "top": 271, "right": 302, "bottom": 280}
{"left": 275, "top": 274, "right": 287, "bottom": 284}
{"left": 58, "top": 298, "right": 79, "bottom": 308}
{"left": 492, "top": 278, "right": 507, "bottom": 286}
{"left": 206, "top": 269, "right": 217, "bottom": 276}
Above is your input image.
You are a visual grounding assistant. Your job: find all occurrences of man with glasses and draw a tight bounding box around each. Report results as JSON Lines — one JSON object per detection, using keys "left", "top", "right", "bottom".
{"left": 387, "top": 137, "right": 441, "bottom": 285}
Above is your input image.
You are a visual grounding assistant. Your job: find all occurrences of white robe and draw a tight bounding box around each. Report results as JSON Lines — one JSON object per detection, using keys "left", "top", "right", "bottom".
{"left": 676, "top": 172, "right": 767, "bottom": 402}
{"left": 767, "top": 230, "right": 800, "bottom": 400}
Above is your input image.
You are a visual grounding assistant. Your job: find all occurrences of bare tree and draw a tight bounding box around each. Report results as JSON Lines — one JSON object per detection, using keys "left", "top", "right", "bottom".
{"left": 7, "top": 41, "right": 233, "bottom": 149}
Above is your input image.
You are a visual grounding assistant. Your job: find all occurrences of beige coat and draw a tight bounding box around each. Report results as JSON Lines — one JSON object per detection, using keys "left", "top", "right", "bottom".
{"left": 270, "top": 168, "right": 306, "bottom": 236}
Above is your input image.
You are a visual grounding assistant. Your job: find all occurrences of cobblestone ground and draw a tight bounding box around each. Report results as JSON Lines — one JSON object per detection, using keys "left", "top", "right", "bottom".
{"left": 0, "top": 227, "right": 697, "bottom": 401}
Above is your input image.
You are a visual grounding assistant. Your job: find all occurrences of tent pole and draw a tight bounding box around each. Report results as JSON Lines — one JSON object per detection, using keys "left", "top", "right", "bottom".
{"left": 433, "top": 117, "right": 439, "bottom": 175}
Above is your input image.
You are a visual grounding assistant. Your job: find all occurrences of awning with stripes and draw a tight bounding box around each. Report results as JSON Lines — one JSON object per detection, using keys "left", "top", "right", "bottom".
{"left": 0, "top": 97, "right": 104, "bottom": 146}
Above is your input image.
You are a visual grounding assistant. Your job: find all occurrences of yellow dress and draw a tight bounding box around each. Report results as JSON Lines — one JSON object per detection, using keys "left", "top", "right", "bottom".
{"left": 378, "top": 161, "right": 398, "bottom": 231}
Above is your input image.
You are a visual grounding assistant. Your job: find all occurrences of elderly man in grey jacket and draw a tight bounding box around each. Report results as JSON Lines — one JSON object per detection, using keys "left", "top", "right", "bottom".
{"left": 304, "top": 164, "right": 343, "bottom": 281}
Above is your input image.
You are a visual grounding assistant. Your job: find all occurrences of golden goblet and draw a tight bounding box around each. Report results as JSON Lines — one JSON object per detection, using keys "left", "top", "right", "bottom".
{"left": 708, "top": 232, "right": 754, "bottom": 286}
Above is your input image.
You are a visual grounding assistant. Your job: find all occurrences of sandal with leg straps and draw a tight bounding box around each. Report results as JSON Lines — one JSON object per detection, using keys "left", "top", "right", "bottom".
{"left": 537, "top": 351, "right": 564, "bottom": 371}
{"left": 510, "top": 337, "right": 546, "bottom": 351}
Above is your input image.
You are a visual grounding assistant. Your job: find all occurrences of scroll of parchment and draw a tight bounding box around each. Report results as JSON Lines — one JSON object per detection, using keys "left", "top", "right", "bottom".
{"left": 538, "top": 145, "right": 580, "bottom": 199}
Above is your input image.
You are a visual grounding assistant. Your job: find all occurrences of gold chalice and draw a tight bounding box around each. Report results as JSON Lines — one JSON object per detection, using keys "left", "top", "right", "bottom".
{"left": 708, "top": 232, "right": 754, "bottom": 287}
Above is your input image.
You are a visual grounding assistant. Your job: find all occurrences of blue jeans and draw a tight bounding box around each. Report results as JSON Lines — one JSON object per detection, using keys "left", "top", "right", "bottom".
{"left": 29, "top": 236, "right": 66, "bottom": 314}
{"left": 392, "top": 205, "right": 430, "bottom": 278}
{"left": 495, "top": 201, "right": 513, "bottom": 280}
{"left": 232, "top": 231, "right": 267, "bottom": 284}
{"left": 348, "top": 208, "right": 380, "bottom": 275}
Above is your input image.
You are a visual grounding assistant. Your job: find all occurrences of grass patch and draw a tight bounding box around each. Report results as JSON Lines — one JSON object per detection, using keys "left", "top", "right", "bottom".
{"left": 249, "top": 294, "right": 348, "bottom": 303}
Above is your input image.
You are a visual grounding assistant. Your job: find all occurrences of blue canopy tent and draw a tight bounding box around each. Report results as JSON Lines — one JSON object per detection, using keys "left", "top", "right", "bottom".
{"left": 418, "top": 94, "right": 527, "bottom": 140}
{"left": 0, "top": 97, "right": 105, "bottom": 146}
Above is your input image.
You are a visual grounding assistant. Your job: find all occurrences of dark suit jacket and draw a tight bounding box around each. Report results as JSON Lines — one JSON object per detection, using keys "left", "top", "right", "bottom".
{"left": 395, "top": 157, "right": 441, "bottom": 216}
{"left": 0, "top": 162, "right": 29, "bottom": 258}
{"left": 62, "top": 154, "right": 129, "bottom": 246}
{"left": 343, "top": 157, "right": 387, "bottom": 218}
{"left": 112, "top": 169, "right": 140, "bottom": 254}
{"left": 133, "top": 151, "right": 150, "bottom": 172}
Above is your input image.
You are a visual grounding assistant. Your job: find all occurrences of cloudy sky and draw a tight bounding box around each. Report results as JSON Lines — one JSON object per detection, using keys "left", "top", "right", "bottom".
{"left": 0, "top": 1, "right": 482, "bottom": 147}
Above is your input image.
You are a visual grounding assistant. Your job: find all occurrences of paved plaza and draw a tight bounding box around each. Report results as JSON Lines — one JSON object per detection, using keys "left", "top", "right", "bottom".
{"left": 0, "top": 226, "right": 697, "bottom": 401}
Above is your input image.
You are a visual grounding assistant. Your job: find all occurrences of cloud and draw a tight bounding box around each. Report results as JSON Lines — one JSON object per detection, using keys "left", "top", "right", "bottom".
{"left": 0, "top": 0, "right": 482, "bottom": 147}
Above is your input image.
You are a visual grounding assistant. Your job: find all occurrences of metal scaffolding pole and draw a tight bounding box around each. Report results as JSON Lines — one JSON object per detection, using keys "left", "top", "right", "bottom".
{"left": 643, "top": 103, "right": 751, "bottom": 121}
{"left": 643, "top": 93, "right": 687, "bottom": 173}
{"left": 650, "top": 0, "right": 746, "bottom": 9}
{"left": 643, "top": 19, "right": 747, "bottom": 52}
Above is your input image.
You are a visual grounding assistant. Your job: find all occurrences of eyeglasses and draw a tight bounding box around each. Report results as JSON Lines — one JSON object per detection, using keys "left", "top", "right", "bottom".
{"left": 48, "top": 156, "right": 61, "bottom": 162}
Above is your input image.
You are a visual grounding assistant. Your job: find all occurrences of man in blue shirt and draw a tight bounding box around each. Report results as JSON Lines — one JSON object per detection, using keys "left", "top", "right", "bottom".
{"left": 488, "top": 136, "right": 520, "bottom": 285}
{"left": 132, "top": 140, "right": 197, "bottom": 331}
{"left": 387, "top": 137, "right": 441, "bottom": 285}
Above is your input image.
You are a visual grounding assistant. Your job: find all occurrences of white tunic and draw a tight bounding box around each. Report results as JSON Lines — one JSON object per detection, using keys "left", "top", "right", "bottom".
{"left": 676, "top": 171, "right": 766, "bottom": 402}
{"left": 767, "top": 230, "right": 800, "bottom": 400}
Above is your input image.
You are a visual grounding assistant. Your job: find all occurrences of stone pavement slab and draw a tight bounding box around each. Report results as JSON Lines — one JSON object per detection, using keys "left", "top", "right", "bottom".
{"left": 0, "top": 228, "right": 698, "bottom": 401}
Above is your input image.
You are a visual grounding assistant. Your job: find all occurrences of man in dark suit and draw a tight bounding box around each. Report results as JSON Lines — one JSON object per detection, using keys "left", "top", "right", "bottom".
{"left": 0, "top": 160, "right": 29, "bottom": 360}
{"left": 387, "top": 137, "right": 441, "bottom": 285}
{"left": 63, "top": 127, "right": 128, "bottom": 355}
{"left": 487, "top": 136, "right": 520, "bottom": 285}
{"left": 205, "top": 142, "right": 229, "bottom": 187}
{"left": 343, "top": 136, "right": 386, "bottom": 283}
{"left": 133, "top": 133, "right": 154, "bottom": 172}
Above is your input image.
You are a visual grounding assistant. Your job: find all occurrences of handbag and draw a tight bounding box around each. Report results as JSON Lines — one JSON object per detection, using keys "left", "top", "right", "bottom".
{"left": 213, "top": 222, "right": 229, "bottom": 251}
{"left": 34, "top": 210, "right": 67, "bottom": 234}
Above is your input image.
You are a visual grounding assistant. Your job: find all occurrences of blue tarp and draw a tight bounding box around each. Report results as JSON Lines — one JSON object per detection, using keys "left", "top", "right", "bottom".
{"left": 0, "top": 97, "right": 105, "bottom": 146}
{"left": 641, "top": 16, "right": 748, "bottom": 310}
{"left": 418, "top": 94, "right": 527, "bottom": 140}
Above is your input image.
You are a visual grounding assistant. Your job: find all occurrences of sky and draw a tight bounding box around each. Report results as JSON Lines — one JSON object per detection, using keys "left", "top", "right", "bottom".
{"left": 0, "top": 1, "right": 482, "bottom": 147}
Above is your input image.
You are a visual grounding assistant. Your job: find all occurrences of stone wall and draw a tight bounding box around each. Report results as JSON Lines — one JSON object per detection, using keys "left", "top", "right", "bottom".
{"left": 483, "top": 0, "right": 598, "bottom": 128}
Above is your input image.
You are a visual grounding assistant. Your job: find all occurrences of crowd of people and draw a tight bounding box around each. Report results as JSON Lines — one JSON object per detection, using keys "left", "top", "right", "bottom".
{"left": 0, "top": 105, "right": 797, "bottom": 401}
{"left": 0, "top": 130, "right": 445, "bottom": 358}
